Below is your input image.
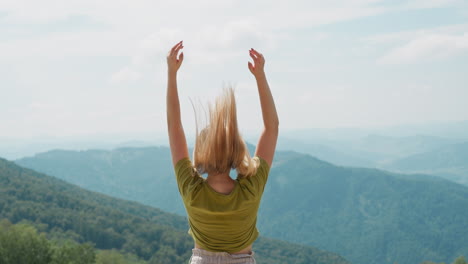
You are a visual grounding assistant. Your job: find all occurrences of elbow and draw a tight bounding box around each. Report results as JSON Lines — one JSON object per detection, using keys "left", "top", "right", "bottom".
{"left": 265, "top": 119, "right": 279, "bottom": 134}
{"left": 271, "top": 121, "right": 279, "bottom": 131}
{"left": 271, "top": 116, "right": 280, "bottom": 129}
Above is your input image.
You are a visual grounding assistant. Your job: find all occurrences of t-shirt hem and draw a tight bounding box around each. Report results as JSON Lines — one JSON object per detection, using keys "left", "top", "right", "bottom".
{"left": 190, "top": 233, "right": 259, "bottom": 254}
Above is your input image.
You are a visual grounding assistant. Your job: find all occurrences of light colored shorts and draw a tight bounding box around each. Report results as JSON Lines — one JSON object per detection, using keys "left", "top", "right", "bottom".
{"left": 189, "top": 248, "right": 256, "bottom": 264}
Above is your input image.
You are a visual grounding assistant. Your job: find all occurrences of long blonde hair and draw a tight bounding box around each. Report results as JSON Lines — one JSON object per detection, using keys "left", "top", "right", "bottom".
{"left": 193, "top": 88, "right": 258, "bottom": 177}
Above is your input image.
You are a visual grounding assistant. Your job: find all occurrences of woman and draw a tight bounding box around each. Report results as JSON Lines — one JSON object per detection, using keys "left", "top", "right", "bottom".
{"left": 166, "top": 40, "right": 279, "bottom": 264}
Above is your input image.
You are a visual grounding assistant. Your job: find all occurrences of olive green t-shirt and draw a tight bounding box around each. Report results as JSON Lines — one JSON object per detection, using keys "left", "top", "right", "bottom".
{"left": 174, "top": 156, "right": 270, "bottom": 253}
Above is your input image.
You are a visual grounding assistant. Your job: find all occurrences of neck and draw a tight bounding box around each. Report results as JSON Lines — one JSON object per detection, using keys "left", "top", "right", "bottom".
{"left": 206, "top": 172, "right": 232, "bottom": 181}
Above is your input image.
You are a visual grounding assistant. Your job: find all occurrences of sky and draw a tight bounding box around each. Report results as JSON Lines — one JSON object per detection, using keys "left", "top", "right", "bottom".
{"left": 1, "top": 0, "right": 468, "bottom": 141}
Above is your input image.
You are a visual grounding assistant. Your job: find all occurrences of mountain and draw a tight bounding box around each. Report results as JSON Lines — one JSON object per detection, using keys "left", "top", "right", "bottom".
{"left": 276, "top": 137, "right": 374, "bottom": 167}
{"left": 16, "top": 147, "right": 185, "bottom": 214}
{"left": 382, "top": 142, "right": 468, "bottom": 185}
{"left": 276, "top": 134, "right": 468, "bottom": 186}
{"left": 15, "top": 147, "right": 468, "bottom": 264}
{"left": 275, "top": 134, "right": 463, "bottom": 169}
{"left": 351, "top": 134, "right": 460, "bottom": 158}
{"left": 259, "top": 151, "right": 468, "bottom": 264}
{"left": 278, "top": 120, "right": 468, "bottom": 142}
{"left": 0, "top": 157, "right": 350, "bottom": 264}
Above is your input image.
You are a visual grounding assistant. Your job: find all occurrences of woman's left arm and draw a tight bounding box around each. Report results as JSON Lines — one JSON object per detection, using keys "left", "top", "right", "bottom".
{"left": 166, "top": 41, "right": 189, "bottom": 166}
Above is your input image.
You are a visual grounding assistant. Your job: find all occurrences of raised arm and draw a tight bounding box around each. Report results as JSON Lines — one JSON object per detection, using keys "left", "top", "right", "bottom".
{"left": 167, "top": 41, "right": 189, "bottom": 166}
{"left": 248, "top": 48, "right": 279, "bottom": 167}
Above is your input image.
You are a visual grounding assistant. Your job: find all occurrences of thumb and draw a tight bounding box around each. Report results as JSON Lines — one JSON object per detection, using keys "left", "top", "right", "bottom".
{"left": 179, "top": 52, "right": 184, "bottom": 63}
{"left": 248, "top": 61, "right": 254, "bottom": 74}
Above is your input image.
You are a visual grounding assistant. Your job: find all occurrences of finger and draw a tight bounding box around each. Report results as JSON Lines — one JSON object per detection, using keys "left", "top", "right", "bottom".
{"left": 174, "top": 46, "right": 183, "bottom": 58}
{"left": 251, "top": 48, "right": 263, "bottom": 59}
{"left": 170, "top": 41, "right": 183, "bottom": 56}
{"left": 171, "top": 48, "right": 184, "bottom": 62}
{"left": 172, "top": 41, "right": 182, "bottom": 50}
{"left": 252, "top": 49, "right": 265, "bottom": 64}
{"left": 170, "top": 42, "right": 181, "bottom": 55}
{"left": 249, "top": 50, "right": 258, "bottom": 61}
{"left": 172, "top": 44, "right": 183, "bottom": 57}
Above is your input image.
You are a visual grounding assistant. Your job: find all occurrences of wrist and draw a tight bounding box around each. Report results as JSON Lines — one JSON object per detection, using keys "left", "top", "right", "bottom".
{"left": 254, "top": 72, "right": 266, "bottom": 81}
{"left": 168, "top": 70, "right": 178, "bottom": 78}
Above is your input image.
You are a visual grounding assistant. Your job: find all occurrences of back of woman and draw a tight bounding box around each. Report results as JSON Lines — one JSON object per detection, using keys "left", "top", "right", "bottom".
{"left": 166, "top": 41, "right": 279, "bottom": 264}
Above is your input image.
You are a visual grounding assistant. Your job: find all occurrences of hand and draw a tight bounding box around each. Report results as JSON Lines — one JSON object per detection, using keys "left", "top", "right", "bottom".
{"left": 167, "top": 41, "right": 184, "bottom": 75}
{"left": 248, "top": 48, "right": 265, "bottom": 78}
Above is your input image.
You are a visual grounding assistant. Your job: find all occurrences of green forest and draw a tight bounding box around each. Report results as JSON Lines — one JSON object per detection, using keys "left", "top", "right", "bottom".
{"left": 0, "top": 157, "right": 350, "bottom": 264}
{"left": 1, "top": 219, "right": 466, "bottom": 264}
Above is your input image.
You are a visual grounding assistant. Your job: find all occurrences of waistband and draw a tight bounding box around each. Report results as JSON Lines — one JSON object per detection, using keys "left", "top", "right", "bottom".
{"left": 192, "top": 248, "right": 255, "bottom": 258}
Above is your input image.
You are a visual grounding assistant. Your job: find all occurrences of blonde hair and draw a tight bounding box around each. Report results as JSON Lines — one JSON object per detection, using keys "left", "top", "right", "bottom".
{"left": 193, "top": 87, "right": 258, "bottom": 177}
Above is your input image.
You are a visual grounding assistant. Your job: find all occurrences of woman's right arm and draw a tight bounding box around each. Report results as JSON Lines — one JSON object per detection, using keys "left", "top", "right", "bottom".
{"left": 248, "top": 48, "right": 279, "bottom": 167}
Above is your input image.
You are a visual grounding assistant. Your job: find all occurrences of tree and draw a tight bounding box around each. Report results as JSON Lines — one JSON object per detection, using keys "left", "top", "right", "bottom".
{"left": 453, "top": 256, "right": 467, "bottom": 264}
{"left": 0, "top": 219, "right": 52, "bottom": 264}
{"left": 96, "top": 249, "right": 146, "bottom": 264}
{"left": 51, "top": 241, "right": 95, "bottom": 264}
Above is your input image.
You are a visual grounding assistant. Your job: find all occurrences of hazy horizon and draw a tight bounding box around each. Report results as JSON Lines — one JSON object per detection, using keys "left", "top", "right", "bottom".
{"left": 2, "top": 118, "right": 468, "bottom": 160}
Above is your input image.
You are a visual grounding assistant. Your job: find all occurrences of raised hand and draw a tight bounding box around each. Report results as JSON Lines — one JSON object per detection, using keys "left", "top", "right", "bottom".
{"left": 167, "top": 41, "right": 184, "bottom": 75}
{"left": 248, "top": 48, "right": 265, "bottom": 78}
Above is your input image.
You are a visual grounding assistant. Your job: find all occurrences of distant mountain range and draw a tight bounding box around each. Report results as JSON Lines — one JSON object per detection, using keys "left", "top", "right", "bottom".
{"left": 17, "top": 147, "right": 186, "bottom": 214}
{"left": 277, "top": 119, "right": 468, "bottom": 142}
{"left": 4, "top": 119, "right": 468, "bottom": 160}
{"left": 16, "top": 146, "right": 468, "bottom": 264}
{"left": 277, "top": 134, "right": 468, "bottom": 185}
{"left": 278, "top": 134, "right": 463, "bottom": 165}
{"left": 0, "top": 157, "right": 349, "bottom": 264}
{"left": 381, "top": 142, "right": 468, "bottom": 185}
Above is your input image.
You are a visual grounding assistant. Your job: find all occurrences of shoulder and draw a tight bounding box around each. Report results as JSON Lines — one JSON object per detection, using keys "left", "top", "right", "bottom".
{"left": 237, "top": 156, "right": 270, "bottom": 193}
{"left": 174, "top": 157, "right": 203, "bottom": 197}
{"left": 175, "top": 157, "right": 193, "bottom": 172}
{"left": 174, "top": 157, "right": 198, "bottom": 181}
{"left": 254, "top": 156, "right": 270, "bottom": 176}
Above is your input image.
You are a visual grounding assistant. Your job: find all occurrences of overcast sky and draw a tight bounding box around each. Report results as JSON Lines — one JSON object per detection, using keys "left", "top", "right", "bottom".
{"left": 1, "top": 0, "right": 467, "bottom": 140}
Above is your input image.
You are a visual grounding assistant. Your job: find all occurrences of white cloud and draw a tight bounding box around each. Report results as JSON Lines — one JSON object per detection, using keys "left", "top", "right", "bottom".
{"left": 109, "top": 19, "right": 277, "bottom": 84}
{"left": 365, "top": 24, "right": 468, "bottom": 64}
{"left": 1, "top": 0, "right": 467, "bottom": 138}
{"left": 0, "top": 31, "right": 136, "bottom": 57}
{"left": 401, "top": 0, "right": 463, "bottom": 9}
{"left": 379, "top": 32, "right": 468, "bottom": 64}
{"left": 3, "top": 0, "right": 457, "bottom": 61}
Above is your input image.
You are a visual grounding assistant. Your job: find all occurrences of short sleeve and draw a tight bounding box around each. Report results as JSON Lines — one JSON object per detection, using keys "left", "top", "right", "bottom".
{"left": 238, "top": 156, "right": 271, "bottom": 196}
{"left": 174, "top": 157, "right": 198, "bottom": 198}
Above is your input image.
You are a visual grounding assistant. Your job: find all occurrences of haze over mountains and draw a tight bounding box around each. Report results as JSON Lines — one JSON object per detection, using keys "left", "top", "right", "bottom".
{"left": 277, "top": 135, "right": 468, "bottom": 185}
{"left": 16, "top": 145, "right": 468, "bottom": 264}
{"left": 3, "top": 119, "right": 468, "bottom": 160}
{"left": 382, "top": 142, "right": 468, "bottom": 185}
{"left": 4, "top": 120, "right": 468, "bottom": 186}
{"left": 272, "top": 120, "right": 468, "bottom": 186}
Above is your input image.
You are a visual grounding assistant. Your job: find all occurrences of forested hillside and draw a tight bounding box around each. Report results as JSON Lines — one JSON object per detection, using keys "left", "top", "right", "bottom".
{"left": 0, "top": 157, "right": 350, "bottom": 264}
{"left": 261, "top": 151, "right": 468, "bottom": 264}
{"left": 16, "top": 147, "right": 185, "bottom": 214}
{"left": 15, "top": 147, "right": 468, "bottom": 264}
